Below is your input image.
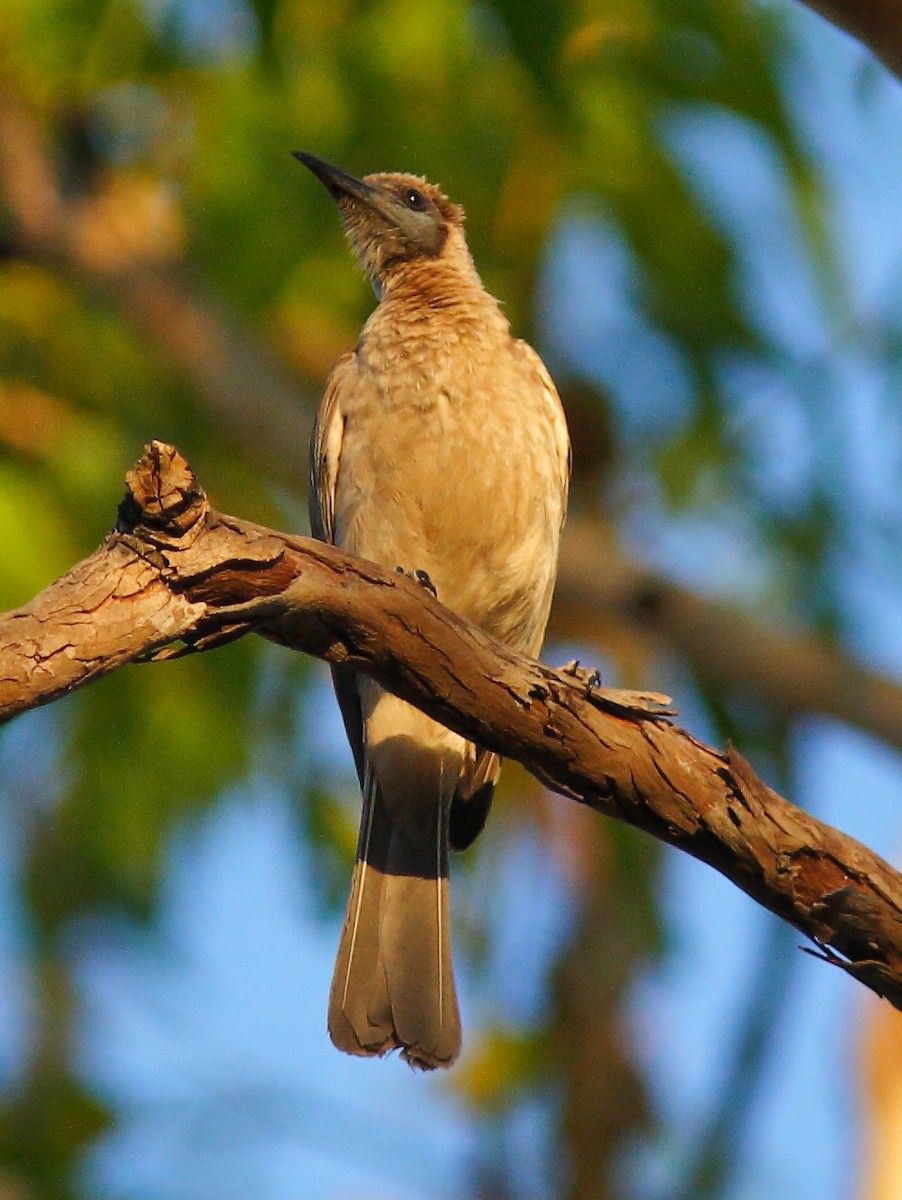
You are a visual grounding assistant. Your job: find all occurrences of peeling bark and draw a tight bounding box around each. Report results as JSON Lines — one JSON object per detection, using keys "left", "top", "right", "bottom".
{"left": 2, "top": 442, "right": 902, "bottom": 1011}
{"left": 4, "top": 94, "right": 902, "bottom": 753}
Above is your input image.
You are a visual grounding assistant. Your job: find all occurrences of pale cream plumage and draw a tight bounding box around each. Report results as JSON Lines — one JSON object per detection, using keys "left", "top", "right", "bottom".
{"left": 299, "top": 153, "right": 569, "bottom": 1068}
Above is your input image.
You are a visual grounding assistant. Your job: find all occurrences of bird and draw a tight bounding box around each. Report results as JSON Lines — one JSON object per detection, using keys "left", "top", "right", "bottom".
{"left": 295, "top": 151, "right": 570, "bottom": 1069}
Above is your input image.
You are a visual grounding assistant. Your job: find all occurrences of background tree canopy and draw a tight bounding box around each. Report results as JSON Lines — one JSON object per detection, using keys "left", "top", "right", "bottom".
{"left": 1, "top": 0, "right": 902, "bottom": 1197}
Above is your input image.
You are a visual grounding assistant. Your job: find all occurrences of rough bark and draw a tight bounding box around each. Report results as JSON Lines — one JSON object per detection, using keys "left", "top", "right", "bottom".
{"left": 3, "top": 95, "right": 902, "bottom": 753}
{"left": 555, "top": 522, "right": 902, "bottom": 750}
{"left": 2, "top": 442, "right": 902, "bottom": 1013}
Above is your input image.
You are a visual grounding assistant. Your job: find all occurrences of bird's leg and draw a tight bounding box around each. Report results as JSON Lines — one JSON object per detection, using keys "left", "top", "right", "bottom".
{"left": 394, "top": 565, "right": 438, "bottom": 597}
{"left": 561, "top": 658, "right": 602, "bottom": 699}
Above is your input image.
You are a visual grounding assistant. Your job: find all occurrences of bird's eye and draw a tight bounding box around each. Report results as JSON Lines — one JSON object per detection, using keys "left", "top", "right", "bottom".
{"left": 404, "top": 188, "right": 427, "bottom": 211}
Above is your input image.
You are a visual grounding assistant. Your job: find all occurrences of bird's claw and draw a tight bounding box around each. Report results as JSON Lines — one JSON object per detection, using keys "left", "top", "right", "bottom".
{"left": 562, "top": 658, "right": 601, "bottom": 699}
{"left": 394, "top": 566, "right": 438, "bottom": 597}
{"left": 415, "top": 569, "right": 437, "bottom": 596}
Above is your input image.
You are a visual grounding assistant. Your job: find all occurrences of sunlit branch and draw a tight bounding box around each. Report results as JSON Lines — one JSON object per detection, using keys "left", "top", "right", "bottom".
{"left": 2, "top": 442, "right": 902, "bottom": 1017}
{"left": 2, "top": 94, "right": 902, "bottom": 751}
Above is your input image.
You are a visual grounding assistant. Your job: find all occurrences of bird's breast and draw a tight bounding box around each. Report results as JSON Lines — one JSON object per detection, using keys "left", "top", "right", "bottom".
{"left": 334, "top": 331, "right": 568, "bottom": 652}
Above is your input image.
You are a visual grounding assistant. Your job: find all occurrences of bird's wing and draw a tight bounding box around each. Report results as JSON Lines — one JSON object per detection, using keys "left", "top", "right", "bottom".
{"left": 309, "top": 350, "right": 355, "bottom": 543}
{"left": 309, "top": 351, "right": 368, "bottom": 785}
{"left": 313, "top": 354, "right": 463, "bottom": 1067}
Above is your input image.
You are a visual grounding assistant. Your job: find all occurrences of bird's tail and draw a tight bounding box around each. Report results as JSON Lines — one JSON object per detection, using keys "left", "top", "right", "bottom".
{"left": 328, "top": 759, "right": 461, "bottom": 1069}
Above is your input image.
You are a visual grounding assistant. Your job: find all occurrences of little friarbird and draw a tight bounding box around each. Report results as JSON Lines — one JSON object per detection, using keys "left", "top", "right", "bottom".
{"left": 296, "top": 152, "right": 570, "bottom": 1069}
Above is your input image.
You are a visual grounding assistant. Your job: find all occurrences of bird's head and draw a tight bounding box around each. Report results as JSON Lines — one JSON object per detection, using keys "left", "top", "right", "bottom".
{"left": 294, "top": 152, "right": 466, "bottom": 294}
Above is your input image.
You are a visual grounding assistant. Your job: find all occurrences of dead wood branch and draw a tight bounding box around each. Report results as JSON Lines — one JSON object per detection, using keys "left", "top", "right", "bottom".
{"left": 2, "top": 442, "right": 902, "bottom": 1012}
{"left": 3, "top": 94, "right": 902, "bottom": 750}
{"left": 555, "top": 523, "right": 902, "bottom": 751}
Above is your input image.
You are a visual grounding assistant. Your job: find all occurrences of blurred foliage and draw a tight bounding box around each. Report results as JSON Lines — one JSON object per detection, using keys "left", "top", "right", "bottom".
{"left": 0, "top": 0, "right": 887, "bottom": 1196}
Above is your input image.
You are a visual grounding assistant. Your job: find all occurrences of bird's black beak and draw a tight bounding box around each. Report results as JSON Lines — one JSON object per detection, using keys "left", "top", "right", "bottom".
{"left": 293, "top": 152, "right": 377, "bottom": 207}
{"left": 294, "top": 150, "right": 445, "bottom": 269}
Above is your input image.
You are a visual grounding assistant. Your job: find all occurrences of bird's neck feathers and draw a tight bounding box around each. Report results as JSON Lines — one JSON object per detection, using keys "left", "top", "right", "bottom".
{"left": 373, "top": 226, "right": 507, "bottom": 329}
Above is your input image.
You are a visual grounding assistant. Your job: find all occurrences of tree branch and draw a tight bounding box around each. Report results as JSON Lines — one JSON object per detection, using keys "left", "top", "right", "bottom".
{"left": 796, "top": 0, "right": 902, "bottom": 82}
{"left": 0, "top": 97, "right": 308, "bottom": 484}
{"left": 3, "top": 442, "right": 902, "bottom": 1013}
{"left": 555, "top": 522, "right": 902, "bottom": 750}
{"left": 3, "top": 94, "right": 902, "bottom": 754}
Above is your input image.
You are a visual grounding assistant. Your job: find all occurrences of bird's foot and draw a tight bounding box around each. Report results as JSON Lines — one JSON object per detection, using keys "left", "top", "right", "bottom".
{"left": 394, "top": 566, "right": 438, "bottom": 597}
{"left": 562, "top": 658, "right": 602, "bottom": 699}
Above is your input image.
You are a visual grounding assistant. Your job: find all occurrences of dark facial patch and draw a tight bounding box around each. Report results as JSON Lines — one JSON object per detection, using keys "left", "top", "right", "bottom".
{"left": 365, "top": 172, "right": 466, "bottom": 229}
{"left": 299, "top": 157, "right": 467, "bottom": 285}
